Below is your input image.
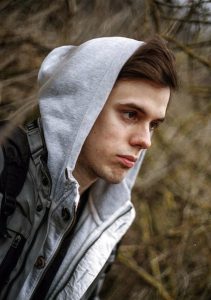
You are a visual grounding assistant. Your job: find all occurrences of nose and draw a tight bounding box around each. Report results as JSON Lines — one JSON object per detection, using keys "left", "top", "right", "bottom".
{"left": 129, "top": 127, "right": 152, "bottom": 150}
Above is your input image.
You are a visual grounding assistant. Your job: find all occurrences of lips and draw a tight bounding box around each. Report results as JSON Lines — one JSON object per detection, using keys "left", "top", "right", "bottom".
{"left": 117, "top": 155, "right": 137, "bottom": 168}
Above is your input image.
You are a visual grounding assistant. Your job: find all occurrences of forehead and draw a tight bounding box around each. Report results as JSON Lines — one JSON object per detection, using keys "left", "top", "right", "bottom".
{"left": 106, "top": 79, "right": 170, "bottom": 118}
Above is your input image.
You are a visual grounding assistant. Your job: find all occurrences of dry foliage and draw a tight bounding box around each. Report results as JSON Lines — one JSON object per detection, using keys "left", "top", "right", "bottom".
{"left": 0, "top": 1, "right": 210, "bottom": 299}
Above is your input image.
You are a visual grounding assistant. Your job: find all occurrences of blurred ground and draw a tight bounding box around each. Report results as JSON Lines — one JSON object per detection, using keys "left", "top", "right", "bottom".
{"left": 0, "top": 1, "right": 211, "bottom": 299}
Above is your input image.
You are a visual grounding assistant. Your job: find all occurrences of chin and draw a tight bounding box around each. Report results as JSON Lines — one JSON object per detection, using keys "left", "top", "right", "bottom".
{"left": 103, "top": 172, "right": 127, "bottom": 184}
{"left": 95, "top": 165, "right": 128, "bottom": 184}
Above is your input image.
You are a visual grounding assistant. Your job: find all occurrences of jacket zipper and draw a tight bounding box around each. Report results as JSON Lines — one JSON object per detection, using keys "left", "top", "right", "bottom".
{"left": 51, "top": 204, "right": 133, "bottom": 299}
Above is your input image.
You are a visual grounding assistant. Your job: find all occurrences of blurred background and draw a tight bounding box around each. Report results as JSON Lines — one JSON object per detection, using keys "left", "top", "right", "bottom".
{"left": 0, "top": 0, "right": 210, "bottom": 299}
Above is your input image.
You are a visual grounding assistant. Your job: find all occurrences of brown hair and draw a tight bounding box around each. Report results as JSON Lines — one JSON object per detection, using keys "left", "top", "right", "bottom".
{"left": 118, "top": 36, "right": 178, "bottom": 91}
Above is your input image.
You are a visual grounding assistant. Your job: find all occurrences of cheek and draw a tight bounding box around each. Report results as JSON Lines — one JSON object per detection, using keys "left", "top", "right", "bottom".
{"left": 88, "top": 126, "right": 118, "bottom": 157}
{"left": 100, "top": 124, "right": 120, "bottom": 145}
{"left": 91, "top": 118, "right": 114, "bottom": 141}
{"left": 87, "top": 112, "right": 127, "bottom": 154}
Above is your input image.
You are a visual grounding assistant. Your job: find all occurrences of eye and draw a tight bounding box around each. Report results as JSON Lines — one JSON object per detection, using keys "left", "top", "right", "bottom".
{"left": 150, "top": 121, "right": 160, "bottom": 131}
{"left": 123, "top": 111, "right": 138, "bottom": 120}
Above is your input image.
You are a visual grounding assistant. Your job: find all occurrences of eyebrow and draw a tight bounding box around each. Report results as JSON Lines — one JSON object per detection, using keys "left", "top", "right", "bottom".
{"left": 117, "top": 102, "right": 166, "bottom": 122}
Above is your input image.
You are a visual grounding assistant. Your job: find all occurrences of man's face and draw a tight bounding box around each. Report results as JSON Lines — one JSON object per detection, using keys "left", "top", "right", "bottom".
{"left": 75, "top": 79, "right": 170, "bottom": 184}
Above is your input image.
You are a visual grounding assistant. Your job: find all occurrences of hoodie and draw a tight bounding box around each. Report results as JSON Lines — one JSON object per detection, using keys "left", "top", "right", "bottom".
{"left": 0, "top": 37, "right": 145, "bottom": 300}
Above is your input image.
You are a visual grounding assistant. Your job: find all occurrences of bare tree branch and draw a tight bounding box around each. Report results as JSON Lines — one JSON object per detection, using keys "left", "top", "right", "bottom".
{"left": 1, "top": 70, "right": 38, "bottom": 87}
{"left": 162, "top": 34, "right": 211, "bottom": 69}
{"left": 155, "top": 0, "right": 211, "bottom": 8}
{"left": 149, "top": 0, "right": 161, "bottom": 33}
{"left": 118, "top": 253, "right": 174, "bottom": 300}
{"left": 161, "top": 17, "right": 211, "bottom": 25}
{"left": 155, "top": 0, "right": 193, "bottom": 9}
{"left": 185, "top": 39, "right": 211, "bottom": 48}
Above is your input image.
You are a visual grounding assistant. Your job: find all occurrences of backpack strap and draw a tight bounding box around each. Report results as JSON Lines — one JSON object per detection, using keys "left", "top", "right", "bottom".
{"left": 0, "top": 120, "right": 48, "bottom": 291}
{"left": 26, "top": 118, "right": 47, "bottom": 167}
{"left": 0, "top": 122, "right": 30, "bottom": 238}
{"left": 0, "top": 119, "right": 47, "bottom": 238}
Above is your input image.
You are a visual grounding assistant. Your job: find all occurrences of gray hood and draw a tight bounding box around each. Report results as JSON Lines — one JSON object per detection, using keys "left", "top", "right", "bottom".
{"left": 38, "top": 37, "right": 145, "bottom": 201}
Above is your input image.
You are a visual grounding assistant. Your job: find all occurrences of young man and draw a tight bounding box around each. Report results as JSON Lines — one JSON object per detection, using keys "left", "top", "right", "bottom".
{"left": 0, "top": 36, "right": 177, "bottom": 299}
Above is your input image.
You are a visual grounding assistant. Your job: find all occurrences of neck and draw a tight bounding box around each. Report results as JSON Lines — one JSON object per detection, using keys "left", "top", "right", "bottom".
{"left": 73, "top": 165, "right": 97, "bottom": 196}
